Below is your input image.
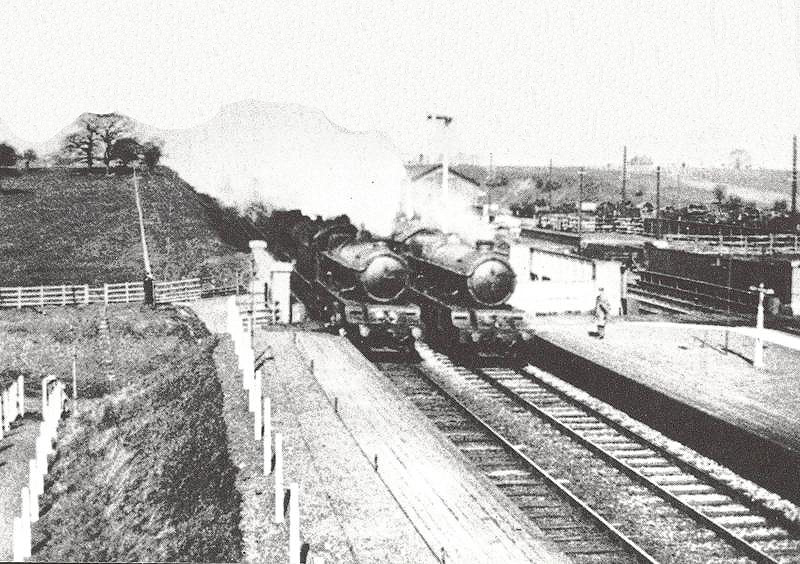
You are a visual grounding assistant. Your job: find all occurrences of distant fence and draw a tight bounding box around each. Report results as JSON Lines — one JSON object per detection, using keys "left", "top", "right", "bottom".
{"left": 0, "top": 278, "right": 202, "bottom": 309}
{"left": 662, "top": 233, "right": 800, "bottom": 255}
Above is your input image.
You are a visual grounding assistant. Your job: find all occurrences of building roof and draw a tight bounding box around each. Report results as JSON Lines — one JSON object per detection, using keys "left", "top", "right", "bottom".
{"left": 405, "top": 163, "right": 482, "bottom": 187}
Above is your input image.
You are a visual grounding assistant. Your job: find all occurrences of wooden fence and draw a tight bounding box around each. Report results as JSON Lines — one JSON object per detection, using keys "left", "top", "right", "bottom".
{"left": 0, "top": 278, "right": 202, "bottom": 309}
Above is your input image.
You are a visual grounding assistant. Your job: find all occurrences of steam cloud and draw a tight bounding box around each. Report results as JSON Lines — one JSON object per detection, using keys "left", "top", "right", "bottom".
{"left": 160, "top": 100, "right": 410, "bottom": 236}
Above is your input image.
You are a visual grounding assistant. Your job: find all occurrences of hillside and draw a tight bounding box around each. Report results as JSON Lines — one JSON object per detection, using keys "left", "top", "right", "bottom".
{"left": 0, "top": 167, "right": 254, "bottom": 287}
{"left": 442, "top": 164, "right": 795, "bottom": 211}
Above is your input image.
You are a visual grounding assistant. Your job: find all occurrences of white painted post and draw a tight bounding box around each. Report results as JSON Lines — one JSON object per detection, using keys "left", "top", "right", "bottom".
{"left": 12, "top": 517, "right": 23, "bottom": 562}
{"left": 263, "top": 397, "right": 272, "bottom": 475}
{"left": 10, "top": 382, "right": 18, "bottom": 421}
{"left": 17, "top": 287, "right": 22, "bottom": 309}
{"left": 289, "top": 482, "right": 300, "bottom": 564}
{"left": 21, "top": 486, "right": 31, "bottom": 557}
{"left": 253, "top": 371, "right": 262, "bottom": 441}
{"left": 62, "top": 284, "right": 67, "bottom": 306}
{"left": 18, "top": 374, "right": 24, "bottom": 417}
{"left": 29, "top": 469, "right": 39, "bottom": 523}
{"left": 0, "top": 401, "right": 4, "bottom": 440}
{"left": 39, "top": 286, "right": 44, "bottom": 308}
{"left": 72, "top": 356, "right": 77, "bottom": 401}
{"left": 104, "top": 283, "right": 109, "bottom": 305}
{"left": 274, "top": 432, "right": 284, "bottom": 523}
{"left": 41, "top": 379, "right": 48, "bottom": 415}
{"left": 84, "top": 284, "right": 90, "bottom": 305}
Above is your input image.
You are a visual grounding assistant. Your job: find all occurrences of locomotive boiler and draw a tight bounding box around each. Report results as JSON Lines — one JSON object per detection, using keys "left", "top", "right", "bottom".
{"left": 392, "top": 219, "right": 530, "bottom": 358}
{"left": 275, "top": 212, "right": 421, "bottom": 352}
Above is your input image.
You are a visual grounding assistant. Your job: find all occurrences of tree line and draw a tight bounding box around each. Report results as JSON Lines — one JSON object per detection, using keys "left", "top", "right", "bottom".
{"left": 0, "top": 112, "right": 162, "bottom": 172}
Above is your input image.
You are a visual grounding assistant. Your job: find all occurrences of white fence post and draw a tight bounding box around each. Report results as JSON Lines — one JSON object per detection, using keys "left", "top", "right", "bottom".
{"left": 17, "top": 374, "right": 24, "bottom": 417}
{"left": 263, "top": 397, "right": 272, "bottom": 475}
{"left": 274, "top": 432, "right": 284, "bottom": 524}
{"left": 84, "top": 284, "right": 90, "bottom": 305}
{"left": 17, "top": 287, "right": 22, "bottom": 309}
{"left": 253, "top": 371, "right": 262, "bottom": 441}
{"left": 104, "top": 283, "right": 109, "bottom": 305}
{"left": 72, "top": 356, "right": 78, "bottom": 401}
{"left": 40, "top": 286, "right": 44, "bottom": 308}
{"left": 21, "top": 487, "right": 31, "bottom": 558}
{"left": 289, "top": 482, "right": 300, "bottom": 564}
{"left": 12, "top": 517, "right": 23, "bottom": 561}
{"left": 125, "top": 282, "right": 130, "bottom": 303}
{"left": 29, "top": 466, "right": 39, "bottom": 523}
{"left": 62, "top": 285, "right": 67, "bottom": 306}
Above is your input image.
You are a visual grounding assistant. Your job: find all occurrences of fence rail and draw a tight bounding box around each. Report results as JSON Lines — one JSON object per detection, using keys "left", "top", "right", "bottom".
{"left": 637, "top": 270, "right": 758, "bottom": 312}
{"left": 663, "top": 233, "right": 800, "bottom": 254}
{"left": 0, "top": 278, "right": 202, "bottom": 309}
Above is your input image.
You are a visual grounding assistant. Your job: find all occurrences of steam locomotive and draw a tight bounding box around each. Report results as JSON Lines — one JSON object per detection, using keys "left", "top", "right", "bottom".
{"left": 391, "top": 218, "right": 532, "bottom": 358}
{"left": 269, "top": 211, "right": 422, "bottom": 352}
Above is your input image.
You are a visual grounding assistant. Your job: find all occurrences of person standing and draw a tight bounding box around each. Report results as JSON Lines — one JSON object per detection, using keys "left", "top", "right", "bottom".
{"left": 594, "top": 287, "right": 610, "bottom": 339}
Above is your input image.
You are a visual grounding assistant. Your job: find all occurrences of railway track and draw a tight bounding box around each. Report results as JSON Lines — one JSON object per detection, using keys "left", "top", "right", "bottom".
{"left": 379, "top": 360, "right": 654, "bottom": 564}
{"left": 409, "top": 345, "right": 800, "bottom": 563}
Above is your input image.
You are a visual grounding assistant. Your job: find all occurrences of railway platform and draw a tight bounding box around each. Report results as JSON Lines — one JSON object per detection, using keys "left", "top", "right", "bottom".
{"left": 259, "top": 329, "right": 568, "bottom": 564}
{"left": 531, "top": 315, "right": 800, "bottom": 502}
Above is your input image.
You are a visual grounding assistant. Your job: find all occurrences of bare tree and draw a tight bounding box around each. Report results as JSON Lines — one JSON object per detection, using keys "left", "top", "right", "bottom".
{"left": 59, "top": 115, "right": 101, "bottom": 169}
{"left": 95, "top": 113, "right": 134, "bottom": 174}
{"left": 22, "top": 149, "right": 37, "bottom": 169}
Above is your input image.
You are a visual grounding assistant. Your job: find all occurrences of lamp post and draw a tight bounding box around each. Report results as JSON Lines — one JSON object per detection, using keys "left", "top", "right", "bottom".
{"left": 427, "top": 114, "right": 453, "bottom": 227}
{"left": 749, "top": 283, "right": 774, "bottom": 369}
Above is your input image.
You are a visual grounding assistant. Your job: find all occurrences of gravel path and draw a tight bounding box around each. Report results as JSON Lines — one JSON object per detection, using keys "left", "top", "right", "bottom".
{"left": 190, "top": 298, "right": 435, "bottom": 563}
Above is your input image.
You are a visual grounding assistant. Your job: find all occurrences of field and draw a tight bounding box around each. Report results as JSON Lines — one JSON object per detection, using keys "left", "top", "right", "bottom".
{"left": 0, "top": 305, "right": 243, "bottom": 562}
{"left": 450, "top": 164, "right": 795, "bottom": 210}
{"left": 0, "top": 167, "right": 254, "bottom": 287}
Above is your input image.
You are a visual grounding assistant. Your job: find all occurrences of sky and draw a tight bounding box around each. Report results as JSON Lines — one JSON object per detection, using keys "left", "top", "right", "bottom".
{"left": 1, "top": 0, "right": 799, "bottom": 168}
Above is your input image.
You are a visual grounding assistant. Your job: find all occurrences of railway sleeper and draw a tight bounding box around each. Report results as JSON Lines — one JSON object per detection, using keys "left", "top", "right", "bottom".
{"left": 661, "top": 483, "right": 717, "bottom": 496}
{"left": 456, "top": 442, "right": 506, "bottom": 452}
{"left": 712, "top": 514, "right": 769, "bottom": 528}
{"left": 728, "top": 526, "right": 790, "bottom": 542}
{"left": 608, "top": 449, "right": 656, "bottom": 459}
{"left": 637, "top": 465, "right": 685, "bottom": 476}
{"left": 604, "top": 442, "right": 652, "bottom": 451}
{"left": 676, "top": 492, "right": 733, "bottom": 506}
{"left": 699, "top": 503, "right": 754, "bottom": 517}
{"left": 648, "top": 473, "right": 704, "bottom": 486}
{"left": 623, "top": 456, "right": 673, "bottom": 467}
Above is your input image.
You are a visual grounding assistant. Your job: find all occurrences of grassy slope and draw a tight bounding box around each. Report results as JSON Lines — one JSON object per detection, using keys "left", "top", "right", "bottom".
{"left": 0, "top": 305, "right": 242, "bottom": 562}
{"left": 0, "top": 167, "right": 255, "bottom": 286}
{"left": 452, "top": 164, "right": 794, "bottom": 209}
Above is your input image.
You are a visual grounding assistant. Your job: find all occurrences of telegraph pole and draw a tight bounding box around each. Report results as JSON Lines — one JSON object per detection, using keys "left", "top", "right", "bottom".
{"left": 578, "top": 168, "right": 584, "bottom": 234}
{"left": 132, "top": 166, "right": 152, "bottom": 278}
{"left": 792, "top": 135, "right": 797, "bottom": 216}
{"left": 655, "top": 165, "right": 661, "bottom": 238}
{"left": 621, "top": 145, "right": 627, "bottom": 207}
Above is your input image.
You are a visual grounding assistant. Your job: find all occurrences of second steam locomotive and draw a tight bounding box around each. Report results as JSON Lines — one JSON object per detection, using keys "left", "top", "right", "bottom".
{"left": 392, "top": 217, "right": 532, "bottom": 358}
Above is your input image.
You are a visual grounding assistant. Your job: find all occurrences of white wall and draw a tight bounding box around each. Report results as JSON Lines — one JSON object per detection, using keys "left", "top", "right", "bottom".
{"left": 508, "top": 245, "right": 623, "bottom": 316}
